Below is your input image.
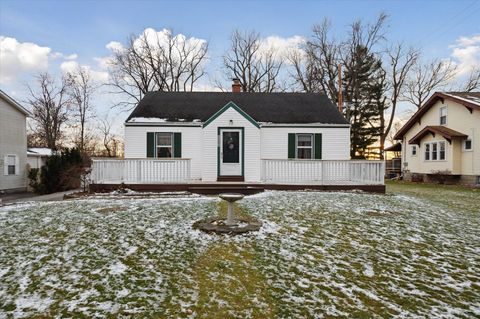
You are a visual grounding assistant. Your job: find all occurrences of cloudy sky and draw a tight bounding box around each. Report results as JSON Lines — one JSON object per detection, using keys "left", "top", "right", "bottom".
{"left": 1, "top": 0, "right": 479, "bottom": 121}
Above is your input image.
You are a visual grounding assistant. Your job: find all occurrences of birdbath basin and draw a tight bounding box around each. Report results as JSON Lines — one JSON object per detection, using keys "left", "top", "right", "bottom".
{"left": 219, "top": 193, "right": 244, "bottom": 225}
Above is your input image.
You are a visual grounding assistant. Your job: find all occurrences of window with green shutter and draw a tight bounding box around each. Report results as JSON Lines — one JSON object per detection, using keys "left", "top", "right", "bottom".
{"left": 288, "top": 133, "right": 322, "bottom": 159}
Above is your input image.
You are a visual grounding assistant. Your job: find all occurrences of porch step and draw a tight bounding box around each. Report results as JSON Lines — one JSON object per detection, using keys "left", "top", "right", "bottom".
{"left": 188, "top": 186, "right": 264, "bottom": 195}
{"left": 217, "top": 176, "right": 245, "bottom": 182}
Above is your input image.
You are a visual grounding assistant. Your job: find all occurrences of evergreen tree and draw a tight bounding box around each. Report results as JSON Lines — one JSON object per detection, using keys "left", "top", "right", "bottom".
{"left": 343, "top": 45, "right": 386, "bottom": 158}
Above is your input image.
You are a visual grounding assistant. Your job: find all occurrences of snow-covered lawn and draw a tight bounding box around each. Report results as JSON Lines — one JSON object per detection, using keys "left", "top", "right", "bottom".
{"left": 0, "top": 184, "right": 479, "bottom": 318}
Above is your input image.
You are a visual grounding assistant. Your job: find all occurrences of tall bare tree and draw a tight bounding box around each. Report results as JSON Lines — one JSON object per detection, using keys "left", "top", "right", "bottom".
{"left": 108, "top": 29, "right": 208, "bottom": 109}
{"left": 223, "top": 30, "right": 283, "bottom": 92}
{"left": 67, "top": 67, "right": 96, "bottom": 153}
{"left": 403, "top": 59, "right": 457, "bottom": 109}
{"left": 289, "top": 19, "right": 340, "bottom": 96}
{"left": 379, "top": 44, "right": 419, "bottom": 158}
{"left": 26, "top": 73, "right": 71, "bottom": 150}
{"left": 462, "top": 66, "right": 480, "bottom": 92}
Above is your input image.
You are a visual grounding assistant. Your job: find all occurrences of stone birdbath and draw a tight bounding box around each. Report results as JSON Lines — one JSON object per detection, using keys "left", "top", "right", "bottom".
{"left": 192, "top": 193, "right": 262, "bottom": 235}
{"left": 219, "top": 193, "right": 244, "bottom": 225}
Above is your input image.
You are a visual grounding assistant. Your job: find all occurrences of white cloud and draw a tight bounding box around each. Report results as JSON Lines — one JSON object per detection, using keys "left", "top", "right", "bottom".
{"left": 450, "top": 34, "right": 480, "bottom": 76}
{"left": 106, "top": 41, "right": 123, "bottom": 52}
{"left": 258, "top": 35, "right": 306, "bottom": 62}
{"left": 0, "top": 36, "right": 52, "bottom": 84}
{"left": 60, "top": 60, "right": 109, "bottom": 84}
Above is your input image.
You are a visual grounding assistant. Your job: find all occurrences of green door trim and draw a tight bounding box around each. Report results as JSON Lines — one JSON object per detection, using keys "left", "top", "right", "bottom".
{"left": 217, "top": 127, "right": 245, "bottom": 177}
{"left": 204, "top": 101, "right": 260, "bottom": 128}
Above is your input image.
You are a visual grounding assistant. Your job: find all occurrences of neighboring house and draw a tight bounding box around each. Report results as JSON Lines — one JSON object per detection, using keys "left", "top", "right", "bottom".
{"left": 27, "top": 148, "right": 53, "bottom": 169}
{"left": 0, "top": 90, "right": 31, "bottom": 192}
{"left": 394, "top": 92, "right": 480, "bottom": 186}
{"left": 122, "top": 85, "right": 350, "bottom": 183}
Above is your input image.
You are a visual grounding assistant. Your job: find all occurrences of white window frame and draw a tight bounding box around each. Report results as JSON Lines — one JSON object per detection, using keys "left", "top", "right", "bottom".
{"left": 4, "top": 154, "right": 18, "bottom": 176}
{"left": 155, "top": 132, "right": 174, "bottom": 158}
{"left": 463, "top": 139, "right": 473, "bottom": 152}
{"left": 423, "top": 141, "right": 446, "bottom": 161}
{"left": 295, "top": 133, "right": 314, "bottom": 159}
{"left": 439, "top": 106, "right": 447, "bottom": 125}
{"left": 411, "top": 145, "right": 417, "bottom": 157}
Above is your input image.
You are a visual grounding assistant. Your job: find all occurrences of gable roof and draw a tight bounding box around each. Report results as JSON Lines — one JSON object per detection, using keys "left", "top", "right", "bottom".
{"left": 0, "top": 89, "right": 31, "bottom": 116}
{"left": 203, "top": 101, "right": 260, "bottom": 128}
{"left": 408, "top": 125, "right": 468, "bottom": 145}
{"left": 394, "top": 91, "right": 480, "bottom": 140}
{"left": 126, "top": 92, "right": 348, "bottom": 125}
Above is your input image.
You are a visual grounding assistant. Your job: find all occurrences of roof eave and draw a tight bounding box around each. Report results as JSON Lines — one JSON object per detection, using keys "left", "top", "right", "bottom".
{"left": 0, "top": 90, "right": 32, "bottom": 116}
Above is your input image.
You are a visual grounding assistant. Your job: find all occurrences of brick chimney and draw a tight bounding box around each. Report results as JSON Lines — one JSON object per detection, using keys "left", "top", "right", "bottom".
{"left": 232, "top": 78, "right": 241, "bottom": 93}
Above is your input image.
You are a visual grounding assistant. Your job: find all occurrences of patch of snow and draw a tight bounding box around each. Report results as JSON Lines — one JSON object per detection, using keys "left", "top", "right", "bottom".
{"left": 109, "top": 261, "right": 127, "bottom": 275}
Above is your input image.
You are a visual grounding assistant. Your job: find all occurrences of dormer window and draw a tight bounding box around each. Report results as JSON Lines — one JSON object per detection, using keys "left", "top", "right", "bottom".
{"left": 439, "top": 106, "right": 447, "bottom": 125}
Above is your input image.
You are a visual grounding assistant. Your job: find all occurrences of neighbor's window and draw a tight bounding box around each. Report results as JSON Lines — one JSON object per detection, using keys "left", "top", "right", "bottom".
{"left": 156, "top": 132, "right": 173, "bottom": 158}
{"left": 440, "top": 106, "right": 447, "bottom": 125}
{"left": 439, "top": 141, "right": 446, "bottom": 160}
{"left": 464, "top": 139, "right": 472, "bottom": 151}
{"left": 296, "top": 134, "right": 313, "bottom": 159}
{"left": 424, "top": 141, "right": 446, "bottom": 161}
{"left": 7, "top": 155, "right": 15, "bottom": 175}
{"left": 432, "top": 142, "right": 438, "bottom": 160}
{"left": 411, "top": 145, "right": 417, "bottom": 156}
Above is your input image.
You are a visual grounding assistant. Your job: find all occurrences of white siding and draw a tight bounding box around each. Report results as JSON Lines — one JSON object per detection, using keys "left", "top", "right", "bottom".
{"left": 261, "top": 127, "right": 350, "bottom": 160}
{"left": 202, "top": 107, "right": 261, "bottom": 182}
{"left": 124, "top": 125, "right": 203, "bottom": 180}
{"left": 123, "top": 112, "right": 350, "bottom": 183}
{"left": 0, "top": 97, "right": 28, "bottom": 191}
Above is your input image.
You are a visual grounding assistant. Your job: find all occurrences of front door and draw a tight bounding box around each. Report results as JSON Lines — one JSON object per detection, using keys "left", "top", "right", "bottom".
{"left": 219, "top": 129, "right": 242, "bottom": 176}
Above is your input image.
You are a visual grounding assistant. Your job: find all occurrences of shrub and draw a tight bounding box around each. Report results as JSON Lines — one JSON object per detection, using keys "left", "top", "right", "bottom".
{"left": 30, "top": 148, "right": 88, "bottom": 194}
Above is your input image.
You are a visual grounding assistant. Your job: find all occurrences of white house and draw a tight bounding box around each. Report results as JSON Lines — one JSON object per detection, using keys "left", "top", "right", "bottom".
{"left": 91, "top": 81, "right": 385, "bottom": 192}
{"left": 0, "top": 90, "right": 31, "bottom": 192}
{"left": 27, "top": 148, "right": 53, "bottom": 169}
{"left": 394, "top": 92, "right": 480, "bottom": 186}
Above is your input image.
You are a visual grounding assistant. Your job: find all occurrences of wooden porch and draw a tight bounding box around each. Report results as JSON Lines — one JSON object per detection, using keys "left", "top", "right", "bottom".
{"left": 89, "top": 158, "right": 386, "bottom": 194}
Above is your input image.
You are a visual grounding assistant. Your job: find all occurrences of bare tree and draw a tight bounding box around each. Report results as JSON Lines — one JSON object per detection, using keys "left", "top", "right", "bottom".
{"left": 223, "top": 30, "right": 283, "bottom": 92}
{"left": 98, "top": 114, "right": 119, "bottom": 157}
{"left": 379, "top": 44, "right": 419, "bottom": 157}
{"left": 66, "top": 67, "right": 96, "bottom": 153}
{"left": 403, "top": 59, "right": 457, "bottom": 109}
{"left": 108, "top": 29, "right": 208, "bottom": 109}
{"left": 462, "top": 67, "right": 480, "bottom": 92}
{"left": 26, "top": 73, "right": 71, "bottom": 150}
{"left": 289, "top": 19, "right": 340, "bottom": 97}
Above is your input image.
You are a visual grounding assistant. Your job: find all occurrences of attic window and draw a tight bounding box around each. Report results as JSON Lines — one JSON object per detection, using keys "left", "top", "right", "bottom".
{"left": 440, "top": 106, "right": 447, "bottom": 125}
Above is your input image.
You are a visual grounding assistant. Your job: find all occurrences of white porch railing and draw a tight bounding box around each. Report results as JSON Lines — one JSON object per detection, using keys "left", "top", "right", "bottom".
{"left": 91, "top": 158, "right": 191, "bottom": 184}
{"left": 261, "top": 159, "right": 384, "bottom": 185}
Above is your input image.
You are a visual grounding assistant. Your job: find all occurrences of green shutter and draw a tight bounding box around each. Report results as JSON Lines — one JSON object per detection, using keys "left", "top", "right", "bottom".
{"left": 147, "top": 132, "right": 155, "bottom": 158}
{"left": 314, "top": 133, "right": 322, "bottom": 159}
{"left": 173, "top": 132, "right": 182, "bottom": 158}
{"left": 288, "top": 133, "right": 296, "bottom": 159}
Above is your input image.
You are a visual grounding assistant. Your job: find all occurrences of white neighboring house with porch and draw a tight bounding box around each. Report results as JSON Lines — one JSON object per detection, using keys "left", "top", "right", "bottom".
{"left": 0, "top": 90, "right": 31, "bottom": 192}
{"left": 91, "top": 84, "right": 384, "bottom": 190}
{"left": 394, "top": 92, "right": 480, "bottom": 186}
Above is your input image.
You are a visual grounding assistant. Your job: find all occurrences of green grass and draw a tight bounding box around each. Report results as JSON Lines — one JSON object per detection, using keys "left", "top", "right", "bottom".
{"left": 0, "top": 186, "right": 479, "bottom": 318}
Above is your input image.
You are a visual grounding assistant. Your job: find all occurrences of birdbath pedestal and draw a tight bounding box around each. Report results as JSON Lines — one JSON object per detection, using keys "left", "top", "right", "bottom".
{"left": 219, "top": 193, "right": 244, "bottom": 226}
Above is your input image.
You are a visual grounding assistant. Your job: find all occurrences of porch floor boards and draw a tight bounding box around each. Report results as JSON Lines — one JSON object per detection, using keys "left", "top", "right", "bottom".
{"left": 90, "top": 182, "right": 385, "bottom": 194}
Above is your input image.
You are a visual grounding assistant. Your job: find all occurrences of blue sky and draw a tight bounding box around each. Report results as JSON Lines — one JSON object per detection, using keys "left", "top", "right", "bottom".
{"left": 1, "top": 0, "right": 479, "bottom": 120}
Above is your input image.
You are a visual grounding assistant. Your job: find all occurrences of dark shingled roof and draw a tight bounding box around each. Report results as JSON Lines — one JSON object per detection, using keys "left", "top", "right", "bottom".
{"left": 126, "top": 92, "right": 349, "bottom": 125}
